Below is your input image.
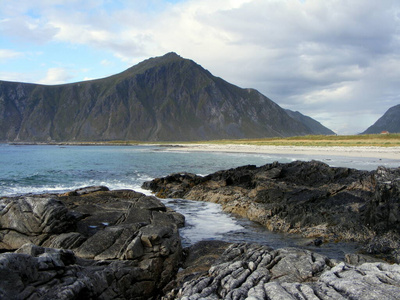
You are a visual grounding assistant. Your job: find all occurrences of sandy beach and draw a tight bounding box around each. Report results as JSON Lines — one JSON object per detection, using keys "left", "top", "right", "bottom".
{"left": 162, "top": 144, "right": 400, "bottom": 160}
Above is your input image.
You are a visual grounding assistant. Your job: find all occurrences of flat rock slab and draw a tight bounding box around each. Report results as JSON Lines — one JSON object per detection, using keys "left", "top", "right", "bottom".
{"left": 169, "top": 243, "right": 400, "bottom": 300}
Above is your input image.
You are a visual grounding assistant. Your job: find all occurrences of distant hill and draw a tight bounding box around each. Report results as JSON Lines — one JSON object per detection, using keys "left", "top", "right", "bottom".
{"left": 285, "top": 109, "right": 335, "bottom": 135}
{"left": 362, "top": 104, "right": 400, "bottom": 134}
{"left": 0, "top": 52, "right": 334, "bottom": 142}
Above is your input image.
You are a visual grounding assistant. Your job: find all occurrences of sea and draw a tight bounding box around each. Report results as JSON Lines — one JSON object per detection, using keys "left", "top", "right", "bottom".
{"left": 1, "top": 143, "right": 399, "bottom": 260}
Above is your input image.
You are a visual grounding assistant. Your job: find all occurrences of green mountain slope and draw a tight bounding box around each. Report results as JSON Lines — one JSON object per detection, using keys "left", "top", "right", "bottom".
{"left": 0, "top": 52, "right": 333, "bottom": 142}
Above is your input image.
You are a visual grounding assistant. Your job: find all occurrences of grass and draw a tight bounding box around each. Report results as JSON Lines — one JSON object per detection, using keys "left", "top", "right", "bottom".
{"left": 100, "top": 133, "right": 400, "bottom": 147}
{"left": 201, "top": 134, "right": 400, "bottom": 147}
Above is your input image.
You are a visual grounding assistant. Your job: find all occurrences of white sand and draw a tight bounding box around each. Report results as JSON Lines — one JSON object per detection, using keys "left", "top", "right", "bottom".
{"left": 161, "top": 144, "right": 400, "bottom": 160}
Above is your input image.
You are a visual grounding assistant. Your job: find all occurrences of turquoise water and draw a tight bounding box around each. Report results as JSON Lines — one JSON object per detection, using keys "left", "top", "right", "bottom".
{"left": 1, "top": 144, "right": 398, "bottom": 197}
{"left": 0, "top": 144, "right": 293, "bottom": 196}
{"left": 1, "top": 144, "right": 399, "bottom": 259}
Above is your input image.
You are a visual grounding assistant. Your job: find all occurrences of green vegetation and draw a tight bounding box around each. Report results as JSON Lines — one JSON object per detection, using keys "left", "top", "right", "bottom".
{"left": 102, "top": 133, "right": 400, "bottom": 147}
{"left": 191, "top": 134, "right": 400, "bottom": 147}
{"left": 17, "top": 133, "right": 399, "bottom": 147}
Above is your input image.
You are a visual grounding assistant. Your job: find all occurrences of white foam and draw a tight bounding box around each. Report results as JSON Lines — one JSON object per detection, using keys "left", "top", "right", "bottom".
{"left": 162, "top": 198, "right": 243, "bottom": 245}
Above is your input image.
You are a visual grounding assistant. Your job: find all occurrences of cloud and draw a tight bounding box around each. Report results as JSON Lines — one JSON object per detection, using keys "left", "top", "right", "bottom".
{"left": 0, "top": 17, "right": 59, "bottom": 44}
{"left": 0, "top": 49, "right": 24, "bottom": 62}
{"left": 100, "top": 59, "right": 112, "bottom": 66}
{"left": 1, "top": 0, "right": 400, "bottom": 134}
{"left": 164, "top": 0, "right": 399, "bottom": 134}
{"left": 39, "top": 67, "right": 74, "bottom": 85}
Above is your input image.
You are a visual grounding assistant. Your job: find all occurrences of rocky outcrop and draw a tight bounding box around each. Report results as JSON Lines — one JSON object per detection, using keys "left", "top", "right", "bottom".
{"left": 2, "top": 184, "right": 400, "bottom": 299}
{"left": 164, "top": 243, "right": 400, "bottom": 300}
{"left": 143, "top": 160, "right": 400, "bottom": 262}
{"left": 1, "top": 243, "right": 161, "bottom": 299}
{"left": 0, "top": 186, "right": 184, "bottom": 299}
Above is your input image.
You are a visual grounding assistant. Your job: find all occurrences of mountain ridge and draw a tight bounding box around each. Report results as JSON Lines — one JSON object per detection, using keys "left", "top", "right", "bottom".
{"left": 362, "top": 104, "right": 400, "bottom": 134}
{"left": 285, "top": 109, "right": 335, "bottom": 135}
{"left": 0, "top": 52, "right": 333, "bottom": 142}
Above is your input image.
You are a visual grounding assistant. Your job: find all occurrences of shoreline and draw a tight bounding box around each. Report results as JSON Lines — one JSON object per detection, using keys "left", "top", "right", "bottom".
{"left": 4, "top": 141, "right": 400, "bottom": 160}
{"left": 161, "top": 144, "right": 400, "bottom": 160}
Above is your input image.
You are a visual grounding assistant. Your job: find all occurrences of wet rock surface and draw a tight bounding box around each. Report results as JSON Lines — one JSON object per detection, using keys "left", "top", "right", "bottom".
{"left": 165, "top": 242, "right": 400, "bottom": 300}
{"left": 0, "top": 187, "right": 183, "bottom": 299}
{"left": 143, "top": 160, "right": 400, "bottom": 262}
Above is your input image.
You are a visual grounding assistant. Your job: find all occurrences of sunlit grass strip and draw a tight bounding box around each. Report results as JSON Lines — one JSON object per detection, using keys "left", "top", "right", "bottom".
{"left": 195, "top": 134, "right": 400, "bottom": 147}
{"left": 110, "top": 133, "right": 400, "bottom": 147}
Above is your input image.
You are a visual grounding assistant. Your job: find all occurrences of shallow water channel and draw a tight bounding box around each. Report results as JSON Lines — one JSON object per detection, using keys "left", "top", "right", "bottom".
{"left": 162, "top": 197, "right": 361, "bottom": 261}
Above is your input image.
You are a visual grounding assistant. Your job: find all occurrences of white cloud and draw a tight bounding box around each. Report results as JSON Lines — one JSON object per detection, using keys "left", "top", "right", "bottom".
{"left": 39, "top": 67, "right": 74, "bottom": 85}
{"left": 0, "top": 49, "right": 24, "bottom": 62}
{"left": 100, "top": 59, "right": 112, "bottom": 66}
{"left": 1, "top": 0, "right": 400, "bottom": 134}
{"left": 0, "top": 17, "right": 59, "bottom": 44}
{"left": 0, "top": 71, "right": 32, "bottom": 83}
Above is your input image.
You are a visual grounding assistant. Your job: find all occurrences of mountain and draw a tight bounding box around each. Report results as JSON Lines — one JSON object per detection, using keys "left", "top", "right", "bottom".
{"left": 362, "top": 104, "right": 400, "bottom": 134}
{"left": 0, "top": 52, "right": 333, "bottom": 142}
{"left": 285, "top": 109, "right": 335, "bottom": 135}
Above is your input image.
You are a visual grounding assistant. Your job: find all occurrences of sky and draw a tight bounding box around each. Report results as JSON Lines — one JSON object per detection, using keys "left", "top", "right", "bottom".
{"left": 1, "top": 0, "right": 399, "bottom": 135}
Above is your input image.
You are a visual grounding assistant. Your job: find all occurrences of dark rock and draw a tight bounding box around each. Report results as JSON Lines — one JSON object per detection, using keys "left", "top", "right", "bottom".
{"left": 143, "top": 160, "right": 400, "bottom": 262}
{"left": 74, "top": 185, "right": 110, "bottom": 195}
{"left": 0, "top": 187, "right": 184, "bottom": 299}
{"left": 362, "top": 166, "right": 400, "bottom": 234}
{"left": 0, "top": 244, "right": 162, "bottom": 299}
{"left": 313, "top": 237, "right": 324, "bottom": 246}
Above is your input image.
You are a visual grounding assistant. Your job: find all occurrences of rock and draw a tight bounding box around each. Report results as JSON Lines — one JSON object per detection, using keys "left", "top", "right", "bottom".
{"left": 62, "top": 185, "right": 110, "bottom": 196}
{"left": 0, "top": 244, "right": 161, "bottom": 299}
{"left": 319, "top": 262, "right": 400, "bottom": 299}
{"left": 313, "top": 237, "right": 324, "bottom": 246}
{"left": 344, "top": 253, "right": 386, "bottom": 265}
{"left": 0, "top": 196, "right": 76, "bottom": 249}
{"left": 0, "top": 187, "right": 185, "bottom": 299}
{"left": 163, "top": 240, "right": 232, "bottom": 299}
{"left": 171, "top": 243, "right": 400, "bottom": 300}
{"left": 143, "top": 161, "right": 400, "bottom": 261}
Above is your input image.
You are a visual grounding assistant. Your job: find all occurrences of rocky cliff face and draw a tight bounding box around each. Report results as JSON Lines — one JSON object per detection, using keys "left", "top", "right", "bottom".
{"left": 0, "top": 53, "right": 333, "bottom": 142}
{"left": 362, "top": 104, "right": 400, "bottom": 134}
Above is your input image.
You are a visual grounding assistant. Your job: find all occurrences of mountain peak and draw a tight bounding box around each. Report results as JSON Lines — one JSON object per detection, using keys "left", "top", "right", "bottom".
{"left": 147, "top": 52, "right": 184, "bottom": 64}
{"left": 162, "top": 52, "right": 181, "bottom": 59}
{"left": 117, "top": 52, "right": 188, "bottom": 79}
{"left": 0, "top": 54, "right": 334, "bottom": 142}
